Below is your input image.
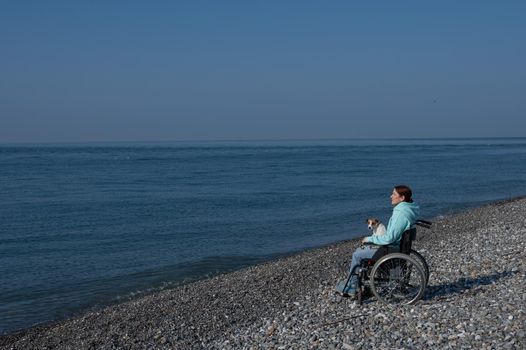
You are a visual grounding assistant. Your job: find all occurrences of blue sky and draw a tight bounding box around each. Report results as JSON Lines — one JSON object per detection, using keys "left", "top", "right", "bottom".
{"left": 1, "top": 1, "right": 525, "bottom": 142}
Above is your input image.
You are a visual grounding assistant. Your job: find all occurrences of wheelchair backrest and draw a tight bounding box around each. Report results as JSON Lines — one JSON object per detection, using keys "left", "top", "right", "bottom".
{"left": 400, "top": 227, "right": 417, "bottom": 254}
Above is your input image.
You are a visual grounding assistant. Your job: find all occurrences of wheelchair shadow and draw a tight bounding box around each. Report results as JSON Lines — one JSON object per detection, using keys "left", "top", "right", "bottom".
{"left": 425, "top": 270, "right": 515, "bottom": 300}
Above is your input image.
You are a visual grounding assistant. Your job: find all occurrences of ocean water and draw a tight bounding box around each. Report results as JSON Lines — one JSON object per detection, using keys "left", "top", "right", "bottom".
{"left": 1, "top": 138, "right": 526, "bottom": 334}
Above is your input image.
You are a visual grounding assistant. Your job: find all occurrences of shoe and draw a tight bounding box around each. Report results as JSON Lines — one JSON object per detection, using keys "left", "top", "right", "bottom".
{"left": 341, "top": 291, "right": 357, "bottom": 299}
{"left": 334, "top": 276, "right": 357, "bottom": 297}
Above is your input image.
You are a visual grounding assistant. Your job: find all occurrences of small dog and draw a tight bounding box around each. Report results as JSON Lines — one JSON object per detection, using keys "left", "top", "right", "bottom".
{"left": 366, "top": 218, "right": 386, "bottom": 236}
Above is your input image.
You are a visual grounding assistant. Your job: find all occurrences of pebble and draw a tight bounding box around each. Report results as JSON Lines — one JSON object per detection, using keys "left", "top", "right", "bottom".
{"left": 1, "top": 197, "right": 525, "bottom": 349}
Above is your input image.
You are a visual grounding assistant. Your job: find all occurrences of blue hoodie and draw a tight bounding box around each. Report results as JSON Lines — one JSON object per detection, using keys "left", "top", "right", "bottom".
{"left": 364, "top": 201, "right": 420, "bottom": 245}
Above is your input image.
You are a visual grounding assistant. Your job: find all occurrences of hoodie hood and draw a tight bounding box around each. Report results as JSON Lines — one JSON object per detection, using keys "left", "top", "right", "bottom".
{"left": 394, "top": 201, "right": 420, "bottom": 225}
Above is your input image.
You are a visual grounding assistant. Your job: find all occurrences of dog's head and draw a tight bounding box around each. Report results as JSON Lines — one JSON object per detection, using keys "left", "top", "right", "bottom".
{"left": 365, "top": 218, "right": 381, "bottom": 231}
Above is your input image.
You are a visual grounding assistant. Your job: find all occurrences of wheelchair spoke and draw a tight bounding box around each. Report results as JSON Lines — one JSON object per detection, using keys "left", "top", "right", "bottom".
{"left": 370, "top": 253, "right": 426, "bottom": 305}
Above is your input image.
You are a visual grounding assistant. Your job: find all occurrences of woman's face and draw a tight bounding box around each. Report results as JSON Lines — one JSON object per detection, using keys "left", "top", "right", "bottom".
{"left": 390, "top": 188, "right": 405, "bottom": 206}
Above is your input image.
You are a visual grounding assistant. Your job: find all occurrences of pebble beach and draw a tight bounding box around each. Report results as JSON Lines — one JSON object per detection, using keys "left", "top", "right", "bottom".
{"left": 1, "top": 197, "right": 525, "bottom": 349}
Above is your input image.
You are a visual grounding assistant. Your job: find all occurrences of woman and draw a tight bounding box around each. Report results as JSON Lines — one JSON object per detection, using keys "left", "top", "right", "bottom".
{"left": 335, "top": 185, "right": 420, "bottom": 296}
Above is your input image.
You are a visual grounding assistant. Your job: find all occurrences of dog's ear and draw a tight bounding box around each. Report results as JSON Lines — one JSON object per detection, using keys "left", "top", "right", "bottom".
{"left": 365, "top": 219, "right": 369, "bottom": 223}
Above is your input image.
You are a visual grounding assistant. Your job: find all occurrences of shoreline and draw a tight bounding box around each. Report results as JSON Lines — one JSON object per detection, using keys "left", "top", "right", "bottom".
{"left": 2, "top": 196, "right": 526, "bottom": 349}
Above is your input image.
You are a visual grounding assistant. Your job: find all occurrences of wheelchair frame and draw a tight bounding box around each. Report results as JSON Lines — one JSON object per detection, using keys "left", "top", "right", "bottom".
{"left": 344, "top": 219, "right": 432, "bottom": 305}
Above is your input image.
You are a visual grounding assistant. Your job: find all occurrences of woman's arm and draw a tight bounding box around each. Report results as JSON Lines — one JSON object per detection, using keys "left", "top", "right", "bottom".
{"left": 363, "top": 211, "right": 409, "bottom": 245}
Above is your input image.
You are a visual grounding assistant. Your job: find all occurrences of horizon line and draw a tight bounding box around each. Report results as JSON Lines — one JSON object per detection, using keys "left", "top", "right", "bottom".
{"left": 2, "top": 136, "right": 526, "bottom": 146}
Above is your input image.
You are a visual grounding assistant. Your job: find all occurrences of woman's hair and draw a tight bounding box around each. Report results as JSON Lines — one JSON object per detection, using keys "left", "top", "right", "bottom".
{"left": 394, "top": 185, "right": 413, "bottom": 203}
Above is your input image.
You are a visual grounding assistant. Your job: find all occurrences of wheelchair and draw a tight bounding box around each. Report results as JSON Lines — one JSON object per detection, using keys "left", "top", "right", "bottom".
{"left": 343, "top": 219, "right": 432, "bottom": 305}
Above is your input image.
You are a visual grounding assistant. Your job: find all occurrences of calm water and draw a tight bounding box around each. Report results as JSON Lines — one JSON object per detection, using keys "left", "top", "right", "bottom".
{"left": 2, "top": 138, "right": 526, "bottom": 334}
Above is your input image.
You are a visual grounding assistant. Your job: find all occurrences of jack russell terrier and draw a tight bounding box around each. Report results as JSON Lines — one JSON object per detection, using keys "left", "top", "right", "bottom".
{"left": 366, "top": 218, "right": 386, "bottom": 236}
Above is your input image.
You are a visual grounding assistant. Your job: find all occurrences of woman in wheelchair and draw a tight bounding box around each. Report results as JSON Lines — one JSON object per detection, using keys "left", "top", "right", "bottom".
{"left": 336, "top": 185, "right": 420, "bottom": 297}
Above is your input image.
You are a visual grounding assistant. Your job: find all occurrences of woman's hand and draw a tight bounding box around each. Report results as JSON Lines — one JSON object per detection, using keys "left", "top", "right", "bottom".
{"left": 361, "top": 237, "right": 369, "bottom": 244}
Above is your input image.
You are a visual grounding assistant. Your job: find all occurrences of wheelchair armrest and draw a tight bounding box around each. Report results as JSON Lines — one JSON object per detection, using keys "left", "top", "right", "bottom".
{"left": 361, "top": 242, "right": 390, "bottom": 248}
{"left": 415, "top": 219, "right": 432, "bottom": 229}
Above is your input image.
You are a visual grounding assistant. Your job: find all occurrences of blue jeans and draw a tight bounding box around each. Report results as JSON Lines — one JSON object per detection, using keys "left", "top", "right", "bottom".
{"left": 349, "top": 244, "right": 399, "bottom": 274}
{"left": 349, "top": 245, "right": 379, "bottom": 275}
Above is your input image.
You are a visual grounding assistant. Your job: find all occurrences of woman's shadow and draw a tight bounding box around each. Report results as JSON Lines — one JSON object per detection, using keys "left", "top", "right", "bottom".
{"left": 424, "top": 270, "right": 516, "bottom": 300}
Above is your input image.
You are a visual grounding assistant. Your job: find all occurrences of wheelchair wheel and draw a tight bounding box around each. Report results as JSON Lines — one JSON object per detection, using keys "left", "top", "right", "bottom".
{"left": 409, "top": 249, "right": 430, "bottom": 285}
{"left": 370, "top": 253, "right": 426, "bottom": 305}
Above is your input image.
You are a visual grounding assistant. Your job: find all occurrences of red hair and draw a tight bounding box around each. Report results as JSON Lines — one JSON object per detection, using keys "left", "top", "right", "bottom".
{"left": 394, "top": 185, "right": 413, "bottom": 203}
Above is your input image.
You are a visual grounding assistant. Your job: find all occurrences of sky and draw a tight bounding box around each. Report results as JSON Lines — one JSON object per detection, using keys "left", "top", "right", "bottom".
{"left": 1, "top": 1, "right": 525, "bottom": 143}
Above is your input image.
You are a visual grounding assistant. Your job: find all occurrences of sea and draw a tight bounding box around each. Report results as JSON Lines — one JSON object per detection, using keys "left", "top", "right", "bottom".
{"left": 2, "top": 138, "right": 526, "bottom": 334}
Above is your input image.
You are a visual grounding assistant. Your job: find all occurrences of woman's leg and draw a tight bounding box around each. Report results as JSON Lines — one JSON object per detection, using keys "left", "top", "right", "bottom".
{"left": 336, "top": 245, "right": 382, "bottom": 295}
{"left": 349, "top": 245, "right": 378, "bottom": 275}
